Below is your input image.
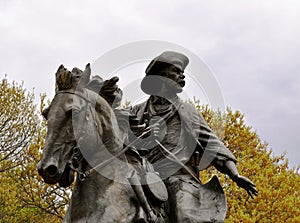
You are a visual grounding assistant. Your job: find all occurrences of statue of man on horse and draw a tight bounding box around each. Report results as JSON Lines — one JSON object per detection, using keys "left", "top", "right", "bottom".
{"left": 122, "top": 51, "right": 258, "bottom": 223}
{"left": 37, "top": 51, "right": 257, "bottom": 223}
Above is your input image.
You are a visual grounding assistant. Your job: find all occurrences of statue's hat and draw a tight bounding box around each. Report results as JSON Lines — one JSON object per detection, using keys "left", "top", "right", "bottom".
{"left": 141, "top": 51, "right": 189, "bottom": 95}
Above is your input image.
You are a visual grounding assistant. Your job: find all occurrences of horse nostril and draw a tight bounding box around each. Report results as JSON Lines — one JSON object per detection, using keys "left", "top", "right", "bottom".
{"left": 46, "top": 165, "right": 58, "bottom": 177}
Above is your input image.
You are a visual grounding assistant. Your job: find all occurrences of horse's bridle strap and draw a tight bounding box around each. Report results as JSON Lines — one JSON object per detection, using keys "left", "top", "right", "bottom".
{"left": 56, "top": 90, "right": 93, "bottom": 181}
{"left": 56, "top": 90, "right": 92, "bottom": 103}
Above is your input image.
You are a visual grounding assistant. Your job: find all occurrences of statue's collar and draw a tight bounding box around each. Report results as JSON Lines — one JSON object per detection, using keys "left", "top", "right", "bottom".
{"left": 149, "top": 95, "right": 179, "bottom": 105}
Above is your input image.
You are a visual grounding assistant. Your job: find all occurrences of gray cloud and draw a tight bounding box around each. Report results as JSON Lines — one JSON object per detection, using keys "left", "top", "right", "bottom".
{"left": 0, "top": 0, "right": 299, "bottom": 167}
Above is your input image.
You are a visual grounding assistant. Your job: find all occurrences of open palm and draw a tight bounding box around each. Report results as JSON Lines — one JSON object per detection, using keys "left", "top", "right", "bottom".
{"left": 234, "top": 175, "right": 258, "bottom": 199}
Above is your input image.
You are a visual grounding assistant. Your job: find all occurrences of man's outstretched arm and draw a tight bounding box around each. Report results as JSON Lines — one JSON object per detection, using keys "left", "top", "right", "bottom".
{"left": 215, "top": 160, "right": 258, "bottom": 199}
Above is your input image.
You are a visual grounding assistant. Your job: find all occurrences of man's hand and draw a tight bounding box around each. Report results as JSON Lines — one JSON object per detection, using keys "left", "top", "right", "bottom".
{"left": 100, "top": 76, "right": 122, "bottom": 107}
{"left": 129, "top": 115, "right": 147, "bottom": 137}
{"left": 233, "top": 174, "right": 258, "bottom": 199}
{"left": 150, "top": 122, "right": 160, "bottom": 139}
{"left": 87, "top": 76, "right": 122, "bottom": 107}
{"left": 129, "top": 115, "right": 166, "bottom": 143}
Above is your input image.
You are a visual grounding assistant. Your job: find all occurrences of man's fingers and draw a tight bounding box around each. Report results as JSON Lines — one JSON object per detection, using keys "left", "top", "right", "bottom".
{"left": 246, "top": 186, "right": 258, "bottom": 199}
{"left": 236, "top": 176, "right": 258, "bottom": 199}
{"left": 247, "top": 183, "right": 258, "bottom": 194}
{"left": 107, "top": 76, "right": 119, "bottom": 85}
{"left": 102, "top": 77, "right": 119, "bottom": 91}
{"left": 251, "top": 188, "right": 258, "bottom": 196}
{"left": 247, "top": 190, "right": 254, "bottom": 199}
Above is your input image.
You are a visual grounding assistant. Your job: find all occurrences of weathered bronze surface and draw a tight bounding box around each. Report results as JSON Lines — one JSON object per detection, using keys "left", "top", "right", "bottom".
{"left": 38, "top": 51, "right": 257, "bottom": 223}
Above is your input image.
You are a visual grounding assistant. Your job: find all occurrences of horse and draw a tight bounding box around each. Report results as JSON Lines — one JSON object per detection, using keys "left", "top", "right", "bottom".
{"left": 37, "top": 63, "right": 228, "bottom": 223}
{"left": 37, "top": 64, "right": 140, "bottom": 223}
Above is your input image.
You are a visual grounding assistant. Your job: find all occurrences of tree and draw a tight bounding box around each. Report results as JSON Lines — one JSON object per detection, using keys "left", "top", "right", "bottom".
{"left": 0, "top": 123, "right": 70, "bottom": 222}
{"left": 0, "top": 78, "right": 38, "bottom": 172}
{"left": 196, "top": 101, "right": 300, "bottom": 223}
{"left": 0, "top": 79, "right": 69, "bottom": 222}
{"left": 1, "top": 77, "right": 299, "bottom": 222}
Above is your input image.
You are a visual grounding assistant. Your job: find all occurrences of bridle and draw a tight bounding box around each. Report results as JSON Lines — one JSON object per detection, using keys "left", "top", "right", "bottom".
{"left": 55, "top": 90, "right": 147, "bottom": 182}
{"left": 53, "top": 89, "right": 107, "bottom": 181}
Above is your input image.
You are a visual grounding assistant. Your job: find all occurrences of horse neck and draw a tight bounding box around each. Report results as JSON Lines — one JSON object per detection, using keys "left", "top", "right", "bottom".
{"left": 67, "top": 170, "right": 133, "bottom": 222}
{"left": 65, "top": 172, "right": 106, "bottom": 220}
{"left": 87, "top": 89, "right": 123, "bottom": 155}
{"left": 67, "top": 90, "right": 135, "bottom": 214}
{"left": 73, "top": 171, "right": 113, "bottom": 201}
{"left": 68, "top": 89, "right": 130, "bottom": 208}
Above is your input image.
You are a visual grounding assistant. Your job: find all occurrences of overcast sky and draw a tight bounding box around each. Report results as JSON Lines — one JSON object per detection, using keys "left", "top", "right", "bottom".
{"left": 1, "top": 0, "right": 299, "bottom": 168}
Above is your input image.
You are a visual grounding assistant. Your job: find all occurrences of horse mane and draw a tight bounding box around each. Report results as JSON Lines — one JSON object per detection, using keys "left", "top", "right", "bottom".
{"left": 55, "top": 64, "right": 121, "bottom": 107}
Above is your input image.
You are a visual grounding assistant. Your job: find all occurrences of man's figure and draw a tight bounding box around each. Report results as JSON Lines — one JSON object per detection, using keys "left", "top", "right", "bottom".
{"left": 128, "top": 51, "right": 257, "bottom": 222}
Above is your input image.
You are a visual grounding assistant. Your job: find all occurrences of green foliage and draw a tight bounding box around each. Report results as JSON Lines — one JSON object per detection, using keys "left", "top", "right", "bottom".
{"left": 0, "top": 79, "right": 69, "bottom": 223}
{"left": 0, "top": 78, "right": 38, "bottom": 172}
{"left": 1, "top": 78, "right": 299, "bottom": 222}
{"left": 195, "top": 100, "right": 300, "bottom": 223}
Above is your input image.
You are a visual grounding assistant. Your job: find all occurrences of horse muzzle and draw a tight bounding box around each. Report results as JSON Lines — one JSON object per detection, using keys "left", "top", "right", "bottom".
{"left": 37, "top": 160, "right": 62, "bottom": 184}
{"left": 37, "top": 160, "right": 75, "bottom": 187}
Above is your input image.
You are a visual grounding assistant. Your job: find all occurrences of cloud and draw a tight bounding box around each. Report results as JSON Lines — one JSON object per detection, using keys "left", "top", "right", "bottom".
{"left": 0, "top": 0, "right": 299, "bottom": 167}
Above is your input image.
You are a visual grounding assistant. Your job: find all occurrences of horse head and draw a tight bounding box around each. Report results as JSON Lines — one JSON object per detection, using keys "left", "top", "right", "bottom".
{"left": 37, "top": 64, "right": 123, "bottom": 187}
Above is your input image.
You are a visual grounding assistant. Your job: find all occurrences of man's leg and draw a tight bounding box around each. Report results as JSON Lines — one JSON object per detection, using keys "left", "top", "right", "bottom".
{"left": 165, "top": 175, "right": 226, "bottom": 223}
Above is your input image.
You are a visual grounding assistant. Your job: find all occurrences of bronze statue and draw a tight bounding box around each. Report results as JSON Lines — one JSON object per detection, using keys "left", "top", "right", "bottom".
{"left": 37, "top": 51, "right": 257, "bottom": 223}
{"left": 126, "top": 51, "right": 257, "bottom": 222}
{"left": 38, "top": 64, "right": 139, "bottom": 222}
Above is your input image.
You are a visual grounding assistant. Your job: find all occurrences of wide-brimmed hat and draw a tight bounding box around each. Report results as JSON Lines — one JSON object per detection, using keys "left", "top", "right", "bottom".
{"left": 141, "top": 51, "right": 189, "bottom": 95}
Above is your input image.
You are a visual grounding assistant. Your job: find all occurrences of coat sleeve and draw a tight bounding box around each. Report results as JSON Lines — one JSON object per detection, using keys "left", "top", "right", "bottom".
{"left": 183, "top": 103, "right": 237, "bottom": 170}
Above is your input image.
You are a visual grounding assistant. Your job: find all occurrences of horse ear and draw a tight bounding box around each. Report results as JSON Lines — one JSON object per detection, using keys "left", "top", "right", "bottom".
{"left": 55, "top": 65, "right": 64, "bottom": 93}
{"left": 55, "top": 64, "right": 73, "bottom": 92}
{"left": 78, "top": 63, "right": 91, "bottom": 88}
{"left": 56, "top": 64, "right": 65, "bottom": 77}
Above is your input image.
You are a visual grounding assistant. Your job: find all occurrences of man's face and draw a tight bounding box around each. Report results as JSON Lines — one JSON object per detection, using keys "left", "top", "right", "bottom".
{"left": 160, "top": 64, "right": 185, "bottom": 93}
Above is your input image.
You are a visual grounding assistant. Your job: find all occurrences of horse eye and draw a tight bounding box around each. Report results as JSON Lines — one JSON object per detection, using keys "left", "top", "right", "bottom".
{"left": 66, "top": 107, "right": 80, "bottom": 117}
